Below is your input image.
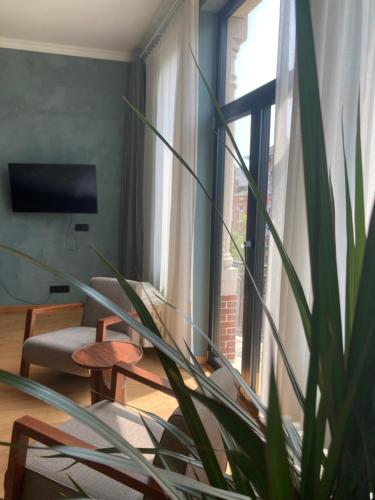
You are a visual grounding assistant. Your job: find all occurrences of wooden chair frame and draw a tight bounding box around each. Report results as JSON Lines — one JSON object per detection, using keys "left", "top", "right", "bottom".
{"left": 5, "top": 363, "right": 173, "bottom": 500}
{"left": 19, "top": 303, "right": 138, "bottom": 379}
{"left": 20, "top": 303, "right": 84, "bottom": 378}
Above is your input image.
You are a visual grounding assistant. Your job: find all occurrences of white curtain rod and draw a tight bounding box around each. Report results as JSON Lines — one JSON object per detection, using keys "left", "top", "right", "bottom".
{"left": 139, "top": 0, "right": 183, "bottom": 59}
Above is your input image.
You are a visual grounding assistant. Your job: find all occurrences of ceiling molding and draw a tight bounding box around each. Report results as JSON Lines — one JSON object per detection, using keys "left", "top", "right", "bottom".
{"left": 137, "top": 0, "right": 176, "bottom": 57}
{"left": 0, "top": 36, "right": 136, "bottom": 62}
{"left": 140, "top": 0, "right": 182, "bottom": 59}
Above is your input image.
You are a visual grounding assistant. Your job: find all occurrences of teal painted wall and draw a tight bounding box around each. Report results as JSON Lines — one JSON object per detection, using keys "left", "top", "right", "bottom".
{"left": 193, "top": 11, "right": 218, "bottom": 355}
{"left": 0, "top": 48, "right": 129, "bottom": 304}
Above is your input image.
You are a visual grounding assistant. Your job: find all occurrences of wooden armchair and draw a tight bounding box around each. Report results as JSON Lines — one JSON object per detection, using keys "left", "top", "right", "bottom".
{"left": 4, "top": 366, "right": 240, "bottom": 500}
{"left": 20, "top": 277, "right": 141, "bottom": 378}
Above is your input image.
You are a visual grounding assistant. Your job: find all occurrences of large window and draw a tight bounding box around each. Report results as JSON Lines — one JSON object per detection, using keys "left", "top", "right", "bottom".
{"left": 209, "top": 0, "right": 280, "bottom": 391}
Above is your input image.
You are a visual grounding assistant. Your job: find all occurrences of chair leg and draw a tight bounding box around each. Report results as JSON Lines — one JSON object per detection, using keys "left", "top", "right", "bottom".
{"left": 19, "top": 358, "right": 30, "bottom": 378}
{"left": 4, "top": 422, "right": 29, "bottom": 500}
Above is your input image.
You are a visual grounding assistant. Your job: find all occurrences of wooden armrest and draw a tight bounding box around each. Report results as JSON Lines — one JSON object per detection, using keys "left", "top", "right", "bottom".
{"left": 96, "top": 311, "right": 140, "bottom": 342}
{"left": 98, "top": 315, "right": 124, "bottom": 327}
{"left": 27, "top": 302, "right": 84, "bottom": 315}
{"left": 12, "top": 415, "right": 97, "bottom": 449}
{"left": 23, "top": 303, "right": 84, "bottom": 341}
{"left": 5, "top": 415, "right": 166, "bottom": 500}
{"left": 112, "top": 362, "right": 174, "bottom": 397}
{"left": 96, "top": 315, "right": 123, "bottom": 342}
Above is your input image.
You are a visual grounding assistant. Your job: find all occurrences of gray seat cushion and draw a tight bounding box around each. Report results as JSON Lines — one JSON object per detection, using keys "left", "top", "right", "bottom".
{"left": 22, "top": 401, "right": 163, "bottom": 500}
{"left": 22, "top": 327, "right": 129, "bottom": 376}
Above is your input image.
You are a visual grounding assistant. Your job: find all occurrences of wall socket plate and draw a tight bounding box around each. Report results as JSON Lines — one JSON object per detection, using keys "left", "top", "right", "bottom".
{"left": 75, "top": 224, "right": 89, "bottom": 232}
{"left": 50, "top": 285, "right": 70, "bottom": 294}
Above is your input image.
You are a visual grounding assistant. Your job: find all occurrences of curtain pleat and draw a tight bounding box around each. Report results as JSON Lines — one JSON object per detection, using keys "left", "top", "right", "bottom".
{"left": 120, "top": 59, "right": 146, "bottom": 279}
{"left": 142, "top": 0, "right": 199, "bottom": 352}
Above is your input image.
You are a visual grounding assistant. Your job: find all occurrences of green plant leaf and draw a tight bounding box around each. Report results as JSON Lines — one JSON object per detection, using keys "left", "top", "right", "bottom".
{"left": 265, "top": 369, "right": 295, "bottom": 500}
{"left": 225, "top": 449, "right": 267, "bottom": 499}
{"left": 140, "top": 414, "right": 176, "bottom": 472}
{"left": 283, "top": 419, "right": 302, "bottom": 463}
{"left": 354, "top": 103, "right": 366, "bottom": 275}
{"left": 343, "top": 130, "right": 356, "bottom": 352}
{"left": 300, "top": 273, "right": 325, "bottom": 498}
{"left": 222, "top": 435, "right": 257, "bottom": 498}
{"left": 67, "top": 475, "right": 92, "bottom": 498}
{"left": 137, "top": 448, "right": 204, "bottom": 471}
{"left": 300, "top": 371, "right": 327, "bottom": 499}
{"left": 183, "top": 340, "right": 206, "bottom": 377}
{"left": 343, "top": 105, "right": 366, "bottom": 355}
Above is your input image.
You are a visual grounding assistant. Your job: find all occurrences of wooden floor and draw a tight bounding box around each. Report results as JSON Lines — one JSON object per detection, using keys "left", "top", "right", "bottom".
{"left": 0, "top": 308, "right": 187, "bottom": 497}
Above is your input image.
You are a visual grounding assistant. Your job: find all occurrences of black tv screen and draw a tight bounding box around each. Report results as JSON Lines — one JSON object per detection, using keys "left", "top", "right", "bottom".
{"left": 8, "top": 163, "right": 98, "bottom": 213}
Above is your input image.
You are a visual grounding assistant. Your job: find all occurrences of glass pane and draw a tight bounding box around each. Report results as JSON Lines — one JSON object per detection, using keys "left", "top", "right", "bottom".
{"left": 263, "top": 104, "right": 275, "bottom": 297}
{"left": 258, "top": 104, "right": 275, "bottom": 390}
{"left": 218, "top": 115, "right": 251, "bottom": 368}
{"left": 225, "top": 0, "right": 280, "bottom": 103}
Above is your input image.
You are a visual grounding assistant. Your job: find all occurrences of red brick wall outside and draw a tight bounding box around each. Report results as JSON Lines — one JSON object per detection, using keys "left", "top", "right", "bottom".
{"left": 232, "top": 191, "right": 247, "bottom": 234}
{"left": 219, "top": 294, "right": 238, "bottom": 361}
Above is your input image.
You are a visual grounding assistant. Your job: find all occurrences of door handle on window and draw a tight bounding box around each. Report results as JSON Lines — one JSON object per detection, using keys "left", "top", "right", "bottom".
{"left": 243, "top": 240, "right": 253, "bottom": 260}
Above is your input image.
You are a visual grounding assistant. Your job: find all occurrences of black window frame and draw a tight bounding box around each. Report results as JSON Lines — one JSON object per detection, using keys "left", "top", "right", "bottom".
{"left": 208, "top": 0, "right": 276, "bottom": 389}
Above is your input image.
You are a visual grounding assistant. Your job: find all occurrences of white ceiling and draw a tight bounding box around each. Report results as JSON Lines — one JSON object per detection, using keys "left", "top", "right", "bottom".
{"left": 0, "top": 0, "right": 175, "bottom": 61}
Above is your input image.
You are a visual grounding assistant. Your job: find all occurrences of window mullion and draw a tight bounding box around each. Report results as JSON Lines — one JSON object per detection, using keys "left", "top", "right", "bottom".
{"left": 242, "top": 106, "right": 272, "bottom": 389}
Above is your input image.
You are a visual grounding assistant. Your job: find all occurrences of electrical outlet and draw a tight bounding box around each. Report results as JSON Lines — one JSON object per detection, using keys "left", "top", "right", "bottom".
{"left": 75, "top": 224, "right": 89, "bottom": 232}
{"left": 49, "top": 285, "right": 70, "bottom": 294}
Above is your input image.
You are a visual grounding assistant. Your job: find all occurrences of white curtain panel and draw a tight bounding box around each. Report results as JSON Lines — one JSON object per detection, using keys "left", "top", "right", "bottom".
{"left": 143, "top": 0, "right": 199, "bottom": 352}
{"left": 261, "top": 0, "right": 375, "bottom": 422}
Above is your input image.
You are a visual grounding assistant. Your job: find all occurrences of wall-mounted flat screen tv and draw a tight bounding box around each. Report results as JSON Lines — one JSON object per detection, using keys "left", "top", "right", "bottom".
{"left": 8, "top": 163, "right": 98, "bottom": 213}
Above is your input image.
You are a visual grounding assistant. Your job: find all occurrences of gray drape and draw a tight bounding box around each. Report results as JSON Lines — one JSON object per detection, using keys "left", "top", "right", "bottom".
{"left": 120, "top": 59, "right": 145, "bottom": 279}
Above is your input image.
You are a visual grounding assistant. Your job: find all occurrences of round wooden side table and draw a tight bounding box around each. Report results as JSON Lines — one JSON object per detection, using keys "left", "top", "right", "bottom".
{"left": 72, "top": 341, "right": 143, "bottom": 405}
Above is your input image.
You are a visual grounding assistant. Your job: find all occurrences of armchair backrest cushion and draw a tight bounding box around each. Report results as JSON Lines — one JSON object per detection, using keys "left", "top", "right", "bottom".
{"left": 153, "top": 367, "right": 240, "bottom": 480}
{"left": 81, "top": 277, "right": 140, "bottom": 339}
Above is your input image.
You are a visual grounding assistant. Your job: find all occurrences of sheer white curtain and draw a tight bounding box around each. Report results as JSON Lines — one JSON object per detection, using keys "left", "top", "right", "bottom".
{"left": 143, "top": 0, "right": 199, "bottom": 352}
{"left": 261, "top": 0, "right": 375, "bottom": 421}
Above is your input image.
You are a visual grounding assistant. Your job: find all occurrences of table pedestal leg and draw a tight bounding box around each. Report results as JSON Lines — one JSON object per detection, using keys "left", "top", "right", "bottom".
{"left": 90, "top": 371, "right": 103, "bottom": 405}
{"left": 90, "top": 369, "right": 127, "bottom": 405}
